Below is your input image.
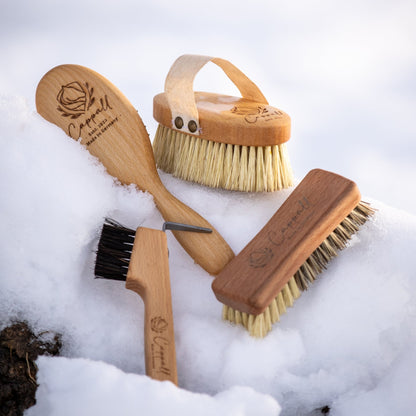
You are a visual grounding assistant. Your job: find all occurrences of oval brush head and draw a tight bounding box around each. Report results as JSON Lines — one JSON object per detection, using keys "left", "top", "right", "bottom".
{"left": 153, "top": 55, "right": 294, "bottom": 192}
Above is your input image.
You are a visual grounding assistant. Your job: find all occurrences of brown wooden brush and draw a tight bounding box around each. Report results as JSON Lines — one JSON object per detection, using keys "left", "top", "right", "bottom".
{"left": 153, "top": 54, "right": 294, "bottom": 192}
{"left": 35, "top": 64, "right": 234, "bottom": 275}
{"left": 95, "top": 219, "right": 177, "bottom": 384}
{"left": 212, "top": 169, "right": 375, "bottom": 337}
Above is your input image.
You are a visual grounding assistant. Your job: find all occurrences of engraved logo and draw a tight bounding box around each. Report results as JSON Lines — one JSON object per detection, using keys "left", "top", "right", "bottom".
{"left": 150, "top": 316, "right": 171, "bottom": 376}
{"left": 57, "top": 82, "right": 94, "bottom": 119}
{"left": 150, "top": 316, "right": 168, "bottom": 333}
{"left": 248, "top": 196, "right": 313, "bottom": 269}
{"left": 249, "top": 247, "right": 274, "bottom": 268}
{"left": 267, "top": 196, "right": 312, "bottom": 248}
{"left": 231, "top": 105, "right": 284, "bottom": 124}
{"left": 56, "top": 79, "right": 116, "bottom": 145}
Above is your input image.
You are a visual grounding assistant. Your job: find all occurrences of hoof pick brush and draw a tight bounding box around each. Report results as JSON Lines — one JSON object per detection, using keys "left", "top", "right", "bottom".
{"left": 94, "top": 219, "right": 210, "bottom": 384}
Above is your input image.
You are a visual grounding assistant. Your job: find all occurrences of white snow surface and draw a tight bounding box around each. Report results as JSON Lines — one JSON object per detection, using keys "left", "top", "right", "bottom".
{"left": 1, "top": 1, "right": 416, "bottom": 415}
{"left": 27, "top": 356, "right": 280, "bottom": 416}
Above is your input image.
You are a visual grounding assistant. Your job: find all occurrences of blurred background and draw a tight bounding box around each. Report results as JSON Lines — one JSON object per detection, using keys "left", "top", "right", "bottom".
{"left": 1, "top": 0, "right": 415, "bottom": 214}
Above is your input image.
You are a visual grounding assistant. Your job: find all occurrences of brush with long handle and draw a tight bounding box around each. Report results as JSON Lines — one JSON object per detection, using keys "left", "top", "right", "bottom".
{"left": 35, "top": 64, "right": 234, "bottom": 275}
{"left": 95, "top": 220, "right": 178, "bottom": 384}
{"left": 153, "top": 54, "right": 293, "bottom": 192}
{"left": 212, "top": 169, "right": 375, "bottom": 337}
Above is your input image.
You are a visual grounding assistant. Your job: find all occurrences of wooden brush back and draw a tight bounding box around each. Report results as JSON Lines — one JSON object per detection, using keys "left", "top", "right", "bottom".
{"left": 212, "top": 169, "right": 361, "bottom": 315}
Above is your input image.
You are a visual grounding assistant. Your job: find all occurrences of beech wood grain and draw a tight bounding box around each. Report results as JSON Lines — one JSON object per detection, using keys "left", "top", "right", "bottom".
{"left": 125, "top": 228, "right": 177, "bottom": 384}
{"left": 153, "top": 92, "right": 291, "bottom": 146}
{"left": 35, "top": 64, "right": 234, "bottom": 275}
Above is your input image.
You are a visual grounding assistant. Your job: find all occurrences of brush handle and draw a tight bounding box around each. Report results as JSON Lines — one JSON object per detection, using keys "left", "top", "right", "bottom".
{"left": 35, "top": 64, "right": 235, "bottom": 275}
{"left": 152, "top": 184, "right": 235, "bottom": 275}
{"left": 125, "top": 228, "right": 178, "bottom": 385}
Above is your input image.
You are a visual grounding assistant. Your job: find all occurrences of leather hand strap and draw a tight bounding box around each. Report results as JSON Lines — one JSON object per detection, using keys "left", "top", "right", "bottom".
{"left": 164, "top": 55, "right": 268, "bottom": 135}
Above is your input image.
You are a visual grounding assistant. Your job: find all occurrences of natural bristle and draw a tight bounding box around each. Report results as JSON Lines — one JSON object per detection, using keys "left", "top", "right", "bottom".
{"left": 153, "top": 124, "right": 294, "bottom": 192}
{"left": 94, "top": 219, "right": 136, "bottom": 281}
{"left": 223, "top": 201, "right": 375, "bottom": 337}
{"left": 222, "top": 276, "right": 301, "bottom": 337}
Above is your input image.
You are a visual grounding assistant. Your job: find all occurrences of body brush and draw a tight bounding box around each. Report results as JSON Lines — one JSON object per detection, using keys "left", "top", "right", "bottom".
{"left": 153, "top": 54, "right": 293, "bottom": 192}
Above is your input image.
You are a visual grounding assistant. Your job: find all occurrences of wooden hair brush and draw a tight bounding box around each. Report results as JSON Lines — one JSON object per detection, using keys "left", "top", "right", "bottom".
{"left": 35, "top": 64, "right": 234, "bottom": 275}
{"left": 212, "top": 169, "right": 375, "bottom": 337}
{"left": 153, "top": 54, "right": 294, "bottom": 192}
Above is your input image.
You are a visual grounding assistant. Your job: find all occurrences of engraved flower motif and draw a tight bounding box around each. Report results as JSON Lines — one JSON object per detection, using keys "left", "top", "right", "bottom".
{"left": 56, "top": 81, "right": 94, "bottom": 119}
{"left": 249, "top": 247, "right": 274, "bottom": 268}
{"left": 150, "top": 316, "right": 168, "bottom": 333}
{"left": 231, "top": 105, "right": 282, "bottom": 123}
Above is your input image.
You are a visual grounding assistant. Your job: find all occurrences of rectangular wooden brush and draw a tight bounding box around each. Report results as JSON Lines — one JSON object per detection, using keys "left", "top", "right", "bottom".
{"left": 212, "top": 169, "right": 374, "bottom": 337}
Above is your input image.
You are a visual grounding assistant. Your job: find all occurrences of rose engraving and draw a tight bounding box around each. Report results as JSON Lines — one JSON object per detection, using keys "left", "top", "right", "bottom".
{"left": 150, "top": 316, "right": 168, "bottom": 333}
{"left": 231, "top": 105, "right": 283, "bottom": 124}
{"left": 57, "top": 81, "right": 95, "bottom": 119}
{"left": 249, "top": 247, "right": 274, "bottom": 268}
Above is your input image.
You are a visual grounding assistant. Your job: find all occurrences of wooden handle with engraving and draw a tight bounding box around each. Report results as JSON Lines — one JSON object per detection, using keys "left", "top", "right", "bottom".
{"left": 35, "top": 64, "right": 234, "bottom": 275}
{"left": 125, "top": 228, "right": 177, "bottom": 385}
{"left": 212, "top": 169, "right": 362, "bottom": 315}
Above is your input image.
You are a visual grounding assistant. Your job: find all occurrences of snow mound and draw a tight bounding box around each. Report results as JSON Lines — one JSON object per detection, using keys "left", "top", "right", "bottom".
{"left": 28, "top": 356, "right": 280, "bottom": 416}
{"left": 1, "top": 96, "right": 416, "bottom": 415}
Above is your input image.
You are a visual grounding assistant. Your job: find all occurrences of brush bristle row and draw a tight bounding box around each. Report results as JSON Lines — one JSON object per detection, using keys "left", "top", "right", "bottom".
{"left": 153, "top": 124, "right": 294, "bottom": 192}
{"left": 94, "top": 219, "right": 136, "bottom": 281}
{"left": 222, "top": 276, "right": 301, "bottom": 338}
{"left": 222, "top": 201, "right": 375, "bottom": 337}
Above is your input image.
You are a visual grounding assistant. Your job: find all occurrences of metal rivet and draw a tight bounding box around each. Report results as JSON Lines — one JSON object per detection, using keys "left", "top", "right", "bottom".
{"left": 174, "top": 116, "right": 184, "bottom": 129}
{"left": 188, "top": 120, "right": 198, "bottom": 133}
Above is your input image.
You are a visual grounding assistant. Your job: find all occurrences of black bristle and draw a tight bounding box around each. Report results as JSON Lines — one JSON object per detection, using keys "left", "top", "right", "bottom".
{"left": 94, "top": 219, "right": 136, "bottom": 281}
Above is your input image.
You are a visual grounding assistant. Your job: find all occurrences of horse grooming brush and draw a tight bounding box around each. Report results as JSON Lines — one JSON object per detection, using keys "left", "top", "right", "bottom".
{"left": 212, "top": 169, "right": 375, "bottom": 337}
{"left": 95, "top": 219, "right": 178, "bottom": 384}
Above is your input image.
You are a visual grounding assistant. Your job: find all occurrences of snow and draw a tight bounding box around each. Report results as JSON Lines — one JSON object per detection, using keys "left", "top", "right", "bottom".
{"left": 1, "top": 0, "right": 416, "bottom": 415}
{"left": 28, "top": 357, "right": 280, "bottom": 416}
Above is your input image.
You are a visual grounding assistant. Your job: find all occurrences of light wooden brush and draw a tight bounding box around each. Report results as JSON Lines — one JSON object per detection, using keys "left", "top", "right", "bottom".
{"left": 94, "top": 220, "right": 177, "bottom": 384}
{"left": 212, "top": 169, "right": 375, "bottom": 337}
{"left": 35, "top": 64, "right": 234, "bottom": 275}
{"left": 153, "top": 54, "right": 294, "bottom": 192}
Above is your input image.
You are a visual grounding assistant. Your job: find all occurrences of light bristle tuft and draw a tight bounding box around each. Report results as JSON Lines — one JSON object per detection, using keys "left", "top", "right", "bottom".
{"left": 222, "top": 276, "right": 300, "bottom": 337}
{"left": 152, "top": 125, "right": 294, "bottom": 192}
{"left": 223, "top": 202, "right": 375, "bottom": 337}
